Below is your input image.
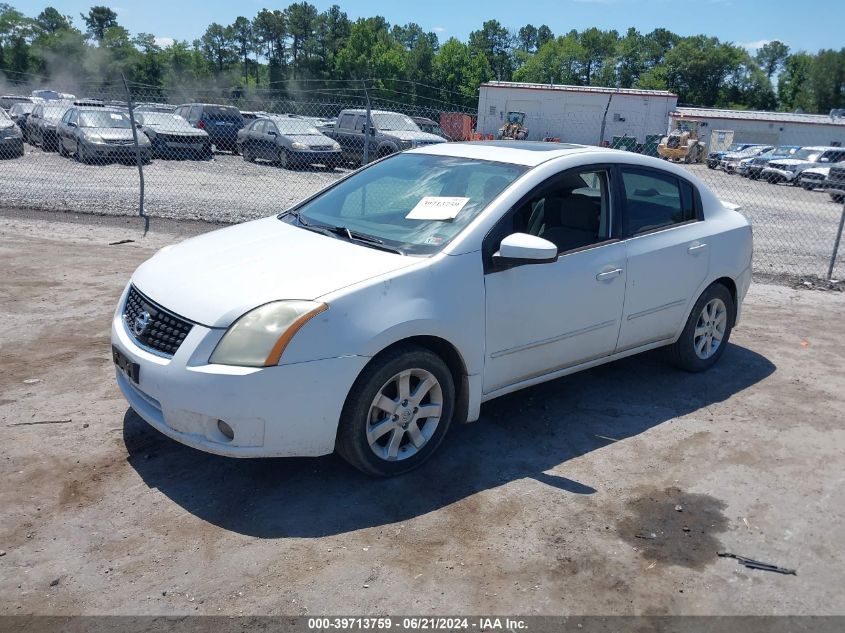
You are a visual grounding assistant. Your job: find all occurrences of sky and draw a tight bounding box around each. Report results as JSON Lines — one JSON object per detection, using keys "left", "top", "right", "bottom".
{"left": 12, "top": 0, "right": 845, "bottom": 53}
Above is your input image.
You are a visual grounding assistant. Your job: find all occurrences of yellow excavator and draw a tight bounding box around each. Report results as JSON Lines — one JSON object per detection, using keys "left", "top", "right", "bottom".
{"left": 498, "top": 111, "right": 528, "bottom": 140}
{"left": 658, "top": 119, "right": 706, "bottom": 163}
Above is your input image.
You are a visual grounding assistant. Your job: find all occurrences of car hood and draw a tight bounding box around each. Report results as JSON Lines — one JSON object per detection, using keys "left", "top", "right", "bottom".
{"left": 384, "top": 130, "right": 446, "bottom": 143}
{"left": 802, "top": 167, "right": 830, "bottom": 176}
{"left": 131, "top": 216, "right": 417, "bottom": 328}
{"left": 768, "top": 159, "right": 812, "bottom": 168}
{"left": 82, "top": 128, "right": 135, "bottom": 140}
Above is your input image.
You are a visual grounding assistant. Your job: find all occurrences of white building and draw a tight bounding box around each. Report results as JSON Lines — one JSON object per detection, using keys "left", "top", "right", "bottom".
{"left": 476, "top": 81, "right": 678, "bottom": 145}
{"left": 669, "top": 107, "right": 845, "bottom": 150}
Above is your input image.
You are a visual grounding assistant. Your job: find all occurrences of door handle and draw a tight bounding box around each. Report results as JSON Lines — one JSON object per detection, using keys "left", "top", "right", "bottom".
{"left": 688, "top": 243, "right": 708, "bottom": 254}
{"left": 596, "top": 268, "right": 624, "bottom": 281}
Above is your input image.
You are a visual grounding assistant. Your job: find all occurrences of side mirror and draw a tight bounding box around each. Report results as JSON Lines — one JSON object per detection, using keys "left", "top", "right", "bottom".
{"left": 492, "top": 233, "right": 558, "bottom": 267}
{"left": 67, "top": 121, "right": 76, "bottom": 128}
{"left": 268, "top": 130, "right": 277, "bottom": 136}
{"left": 369, "top": 127, "right": 377, "bottom": 135}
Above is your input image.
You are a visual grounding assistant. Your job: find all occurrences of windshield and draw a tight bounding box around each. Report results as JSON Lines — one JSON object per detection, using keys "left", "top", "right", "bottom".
{"left": 11, "top": 103, "right": 36, "bottom": 114}
{"left": 793, "top": 148, "right": 821, "bottom": 161}
{"left": 43, "top": 106, "right": 68, "bottom": 120}
{"left": 79, "top": 111, "right": 132, "bottom": 128}
{"left": 372, "top": 113, "right": 420, "bottom": 132}
{"left": 137, "top": 113, "right": 193, "bottom": 129}
{"left": 272, "top": 118, "right": 321, "bottom": 135}
{"left": 769, "top": 146, "right": 797, "bottom": 156}
{"left": 285, "top": 153, "right": 526, "bottom": 255}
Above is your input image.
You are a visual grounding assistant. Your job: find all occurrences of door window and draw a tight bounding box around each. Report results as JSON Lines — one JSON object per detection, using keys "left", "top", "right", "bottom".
{"left": 354, "top": 115, "right": 367, "bottom": 132}
{"left": 338, "top": 113, "right": 356, "bottom": 130}
{"left": 251, "top": 120, "right": 266, "bottom": 134}
{"left": 502, "top": 169, "right": 613, "bottom": 255}
{"left": 620, "top": 168, "right": 698, "bottom": 235}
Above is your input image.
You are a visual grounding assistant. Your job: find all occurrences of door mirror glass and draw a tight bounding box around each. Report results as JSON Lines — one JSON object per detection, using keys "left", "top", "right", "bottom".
{"left": 493, "top": 233, "right": 558, "bottom": 266}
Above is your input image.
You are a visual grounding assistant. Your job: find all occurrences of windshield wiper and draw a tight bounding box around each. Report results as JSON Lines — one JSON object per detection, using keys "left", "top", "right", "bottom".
{"left": 285, "top": 211, "right": 403, "bottom": 255}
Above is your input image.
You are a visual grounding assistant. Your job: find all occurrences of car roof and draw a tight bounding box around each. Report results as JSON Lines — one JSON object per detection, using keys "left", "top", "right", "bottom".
{"left": 409, "top": 141, "right": 607, "bottom": 167}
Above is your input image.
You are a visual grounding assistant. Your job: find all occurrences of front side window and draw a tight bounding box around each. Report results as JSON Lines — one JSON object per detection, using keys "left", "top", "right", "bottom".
{"left": 284, "top": 153, "right": 526, "bottom": 255}
{"left": 338, "top": 113, "right": 356, "bottom": 130}
{"left": 504, "top": 169, "right": 613, "bottom": 254}
{"left": 621, "top": 168, "right": 697, "bottom": 235}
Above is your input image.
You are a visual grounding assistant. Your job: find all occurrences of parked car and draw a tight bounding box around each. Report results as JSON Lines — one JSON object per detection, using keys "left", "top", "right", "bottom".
{"left": 174, "top": 103, "right": 244, "bottom": 152}
{"left": 27, "top": 102, "right": 72, "bottom": 150}
{"left": 0, "top": 94, "right": 35, "bottom": 111}
{"left": 322, "top": 108, "right": 446, "bottom": 166}
{"left": 411, "top": 116, "right": 448, "bottom": 139}
{"left": 31, "top": 89, "right": 75, "bottom": 101}
{"left": 236, "top": 116, "right": 341, "bottom": 168}
{"left": 134, "top": 103, "right": 175, "bottom": 114}
{"left": 112, "top": 142, "right": 752, "bottom": 476}
{"left": 762, "top": 146, "right": 845, "bottom": 184}
{"left": 706, "top": 143, "right": 761, "bottom": 169}
{"left": 0, "top": 108, "right": 24, "bottom": 158}
{"left": 719, "top": 145, "right": 773, "bottom": 174}
{"left": 57, "top": 106, "right": 151, "bottom": 164}
{"left": 7, "top": 101, "right": 36, "bottom": 138}
{"left": 798, "top": 166, "right": 830, "bottom": 190}
{"left": 743, "top": 146, "right": 800, "bottom": 179}
{"left": 137, "top": 111, "right": 211, "bottom": 160}
{"left": 824, "top": 162, "right": 845, "bottom": 203}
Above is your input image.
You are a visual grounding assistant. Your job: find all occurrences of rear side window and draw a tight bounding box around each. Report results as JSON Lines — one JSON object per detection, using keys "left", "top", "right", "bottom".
{"left": 621, "top": 168, "right": 698, "bottom": 235}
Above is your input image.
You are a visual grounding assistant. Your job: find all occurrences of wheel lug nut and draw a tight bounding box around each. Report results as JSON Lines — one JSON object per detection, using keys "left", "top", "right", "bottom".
{"left": 401, "top": 399, "right": 408, "bottom": 406}
{"left": 392, "top": 414, "right": 399, "bottom": 421}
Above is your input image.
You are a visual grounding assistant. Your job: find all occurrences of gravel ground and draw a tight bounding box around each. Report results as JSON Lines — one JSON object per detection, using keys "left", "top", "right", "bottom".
{"left": 1, "top": 144, "right": 843, "bottom": 279}
{"left": 1, "top": 213, "right": 844, "bottom": 616}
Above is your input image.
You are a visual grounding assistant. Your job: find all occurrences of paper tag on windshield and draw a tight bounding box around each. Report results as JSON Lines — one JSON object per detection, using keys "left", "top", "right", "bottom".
{"left": 110, "top": 113, "right": 122, "bottom": 120}
{"left": 406, "top": 197, "right": 470, "bottom": 221}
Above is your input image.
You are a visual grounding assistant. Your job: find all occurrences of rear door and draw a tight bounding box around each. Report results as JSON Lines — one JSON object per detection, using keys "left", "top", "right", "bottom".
{"left": 615, "top": 166, "right": 710, "bottom": 352}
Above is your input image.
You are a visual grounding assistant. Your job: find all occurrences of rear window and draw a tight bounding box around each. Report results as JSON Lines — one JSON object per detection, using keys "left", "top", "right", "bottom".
{"left": 203, "top": 106, "right": 241, "bottom": 120}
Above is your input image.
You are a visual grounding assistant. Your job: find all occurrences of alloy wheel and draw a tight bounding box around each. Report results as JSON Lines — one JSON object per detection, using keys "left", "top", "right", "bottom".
{"left": 366, "top": 368, "right": 443, "bottom": 461}
{"left": 694, "top": 298, "right": 727, "bottom": 360}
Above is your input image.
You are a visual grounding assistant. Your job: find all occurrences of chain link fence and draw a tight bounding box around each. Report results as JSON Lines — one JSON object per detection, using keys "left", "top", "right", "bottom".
{"left": 1, "top": 79, "right": 843, "bottom": 282}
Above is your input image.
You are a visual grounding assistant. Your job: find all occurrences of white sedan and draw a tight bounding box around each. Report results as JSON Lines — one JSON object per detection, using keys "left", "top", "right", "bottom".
{"left": 112, "top": 141, "right": 752, "bottom": 476}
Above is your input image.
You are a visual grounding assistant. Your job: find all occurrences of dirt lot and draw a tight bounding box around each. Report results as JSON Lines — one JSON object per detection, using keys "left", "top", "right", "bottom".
{"left": 1, "top": 210, "right": 844, "bottom": 616}
{"left": 1, "top": 145, "right": 843, "bottom": 279}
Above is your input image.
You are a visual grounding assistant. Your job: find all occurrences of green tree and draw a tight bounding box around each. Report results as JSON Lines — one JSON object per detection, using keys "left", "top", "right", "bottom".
{"left": 287, "top": 2, "right": 318, "bottom": 76}
{"left": 230, "top": 16, "right": 254, "bottom": 84}
{"left": 661, "top": 36, "right": 744, "bottom": 106}
{"left": 513, "top": 33, "right": 583, "bottom": 85}
{"left": 36, "top": 7, "right": 73, "bottom": 34}
{"left": 809, "top": 48, "right": 845, "bottom": 113}
{"left": 432, "top": 37, "right": 491, "bottom": 103}
{"left": 468, "top": 20, "right": 513, "bottom": 81}
{"left": 578, "top": 27, "right": 617, "bottom": 85}
{"left": 80, "top": 5, "right": 117, "bottom": 42}
{"left": 755, "top": 40, "right": 790, "bottom": 80}
{"left": 778, "top": 52, "right": 815, "bottom": 111}
{"left": 200, "top": 22, "right": 236, "bottom": 73}
{"left": 517, "top": 24, "right": 538, "bottom": 54}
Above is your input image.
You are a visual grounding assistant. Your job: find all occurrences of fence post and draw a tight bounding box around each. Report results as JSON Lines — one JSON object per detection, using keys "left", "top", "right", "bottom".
{"left": 362, "top": 79, "right": 371, "bottom": 166}
{"left": 121, "top": 74, "right": 148, "bottom": 233}
{"left": 828, "top": 203, "right": 845, "bottom": 281}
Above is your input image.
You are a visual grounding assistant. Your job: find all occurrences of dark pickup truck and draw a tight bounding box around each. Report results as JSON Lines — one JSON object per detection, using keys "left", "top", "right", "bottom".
{"left": 320, "top": 108, "right": 445, "bottom": 166}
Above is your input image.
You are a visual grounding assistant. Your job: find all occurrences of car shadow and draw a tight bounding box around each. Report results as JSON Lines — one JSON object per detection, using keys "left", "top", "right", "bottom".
{"left": 123, "top": 344, "right": 774, "bottom": 538}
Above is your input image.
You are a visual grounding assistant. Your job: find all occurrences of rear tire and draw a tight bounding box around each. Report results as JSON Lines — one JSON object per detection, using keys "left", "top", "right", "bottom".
{"left": 278, "top": 148, "right": 289, "bottom": 169}
{"left": 242, "top": 146, "right": 254, "bottom": 162}
{"left": 335, "top": 345, "right": 455, "bottom": 477}
{"left": 667, "top": 283, "right": 735, "bottom": 373}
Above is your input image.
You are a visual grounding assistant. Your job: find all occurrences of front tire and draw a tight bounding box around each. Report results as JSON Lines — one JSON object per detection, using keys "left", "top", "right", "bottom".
{"left": 667, "top": 283, "right": 735, "bottom": 373}
{"left": 336, "top": 345, "right": 455, "bottom": 477}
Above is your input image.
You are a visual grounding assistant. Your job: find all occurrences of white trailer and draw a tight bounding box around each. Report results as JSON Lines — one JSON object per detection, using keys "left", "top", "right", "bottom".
{"left": 476, "top": 81, "right": 678, "bottom": 146}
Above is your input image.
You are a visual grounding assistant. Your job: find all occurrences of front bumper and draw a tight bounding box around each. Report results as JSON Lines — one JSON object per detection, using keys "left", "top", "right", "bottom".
{"left": 85, "top": 142, "right": 150, "bottom": 160}
{"left": 291, "top": 149, "right": 342, "bottom": 164}
{"left": 0, "top": 136, "right": 23, "bottom": 155}
{"left": 111, "top": 293, "right": 368, "bottom": 458}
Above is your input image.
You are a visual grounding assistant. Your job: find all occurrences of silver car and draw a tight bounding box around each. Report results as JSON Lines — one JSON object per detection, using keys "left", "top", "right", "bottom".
{"left": 236, "top": 116, "right": 341, "bottom": 169}
{"left": 57, "top": 107, "right": 151, "bottom": 164}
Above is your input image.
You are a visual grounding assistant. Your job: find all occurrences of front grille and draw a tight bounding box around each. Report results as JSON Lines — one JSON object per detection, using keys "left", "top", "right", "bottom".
{"left": 802, "top": 172, "right": 825, "bottom": 181}
{"left": 310, "top": 145, "right": 334, "bottom": 151}
{"left": 123, "top": 286, "right": 193, "bottom": 356}
{"left": 104, "top": 138, "right": 135, "bottom": 146}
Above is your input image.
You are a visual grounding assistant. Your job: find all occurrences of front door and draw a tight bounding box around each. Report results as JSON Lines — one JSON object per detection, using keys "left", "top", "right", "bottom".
{"left": 483, "top": 167, "right": 627, "bottom": 393}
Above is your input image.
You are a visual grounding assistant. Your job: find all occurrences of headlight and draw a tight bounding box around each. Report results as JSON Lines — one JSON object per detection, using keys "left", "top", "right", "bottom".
{"left": 332, "top": 141, "right": 341, "bottom": 151}
{"left": 291, "top": 142, "right": 308, "bottom": 150}
{"left": 86, "top": 134, "right": 105, "bottom": 144}
{"left": 209, "top": 300, "right": 327, "bottom": 367}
